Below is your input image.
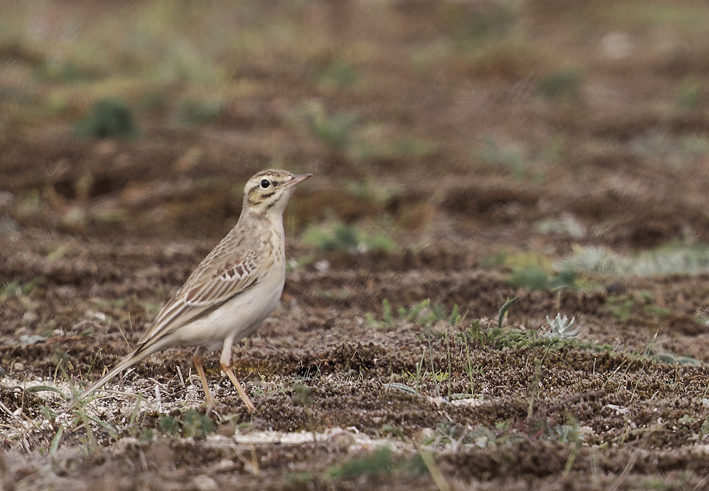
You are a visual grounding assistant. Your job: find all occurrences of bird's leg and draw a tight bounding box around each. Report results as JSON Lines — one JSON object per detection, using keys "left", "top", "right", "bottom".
{"left": 192, "top": 347, "right": 215, "bottom": 414}
{"left": 221, "top": 341, "right": 255, "bottom": 413}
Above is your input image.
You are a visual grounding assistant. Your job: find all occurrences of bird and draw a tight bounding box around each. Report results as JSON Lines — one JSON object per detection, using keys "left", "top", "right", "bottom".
{"left": 72, "top": 169, "right": 312, "bottom": 413}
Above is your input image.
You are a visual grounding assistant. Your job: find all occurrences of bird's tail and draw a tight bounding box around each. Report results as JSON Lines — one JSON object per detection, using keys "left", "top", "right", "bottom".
{"left": 68, "top": 348, "right": 153, "bottom": 409}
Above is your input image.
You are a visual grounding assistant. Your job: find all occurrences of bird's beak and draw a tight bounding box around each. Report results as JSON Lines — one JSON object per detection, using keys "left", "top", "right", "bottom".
{"left": 284, "top": 173, "right": 313, "bottom": 188}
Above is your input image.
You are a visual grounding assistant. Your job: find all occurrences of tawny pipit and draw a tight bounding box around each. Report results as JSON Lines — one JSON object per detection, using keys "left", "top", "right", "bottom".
{"left": 74, "top": 169, "right": 312, "bottom": 412}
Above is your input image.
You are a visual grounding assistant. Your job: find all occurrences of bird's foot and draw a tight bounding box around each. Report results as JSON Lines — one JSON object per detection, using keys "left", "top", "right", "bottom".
{"left": 221, "top": 363, "right": 256, "bottom": 413}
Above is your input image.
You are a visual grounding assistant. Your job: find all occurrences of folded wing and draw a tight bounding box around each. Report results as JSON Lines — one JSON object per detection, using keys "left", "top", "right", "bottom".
{"left": 135, "top": 250, "right": 261, "bottom": 351}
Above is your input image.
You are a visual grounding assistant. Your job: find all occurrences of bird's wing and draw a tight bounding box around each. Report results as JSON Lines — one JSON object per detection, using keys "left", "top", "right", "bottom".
{"left": 135, "top": 247, "right": 262, "bottom": 350}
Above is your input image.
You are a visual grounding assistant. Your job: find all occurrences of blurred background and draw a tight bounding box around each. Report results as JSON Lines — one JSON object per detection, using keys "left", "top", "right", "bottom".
{"left": 3, "top": 0, "right": 709, "bottom": 252}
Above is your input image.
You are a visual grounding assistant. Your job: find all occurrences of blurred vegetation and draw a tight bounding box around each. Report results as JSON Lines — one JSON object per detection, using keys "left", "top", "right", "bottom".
{"left": 676, "top": 77, "right": 703, "bottom": 110}
{"left": 303, "top": 220, "right": 396, "bottom": 254}
{"left": 556, "top": 242, "right": 709, "bottom": 277}
{"left": 74, "top": 98, "right": 139, "bottom": 139}
{"left": 536, "top": 69, "right": 584, "bottom": 102}
{"left": 447, "top": 1, "right": 519, "bottom": 48}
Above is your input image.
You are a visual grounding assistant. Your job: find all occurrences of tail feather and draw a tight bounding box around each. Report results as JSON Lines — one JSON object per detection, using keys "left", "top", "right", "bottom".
{"left": 69, "top": 349, "right": 154, "bottom": 408}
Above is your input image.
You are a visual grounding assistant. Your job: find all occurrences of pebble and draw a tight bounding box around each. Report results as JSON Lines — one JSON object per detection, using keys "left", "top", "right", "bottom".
{"left": 193, "top": 475, "right": 218, "bottom": 491}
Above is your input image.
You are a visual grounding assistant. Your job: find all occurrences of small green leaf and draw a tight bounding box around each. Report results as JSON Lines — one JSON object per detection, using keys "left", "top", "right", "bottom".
{"left": 383, "top": 382, "right": 418, "bottom": 397}
{"left": 381, "top": 424, "right": 406, "bottom": 440}
{"left": 49, "top": 425, "right": 63, "bottom": 456}
{"left": 498, "top": 297, "right": 518, "bottom": 329}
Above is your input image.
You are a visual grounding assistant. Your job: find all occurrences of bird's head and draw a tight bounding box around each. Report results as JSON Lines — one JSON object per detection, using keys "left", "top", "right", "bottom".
{"left": 243, "top": 169, "right": 312, "bottom": 217}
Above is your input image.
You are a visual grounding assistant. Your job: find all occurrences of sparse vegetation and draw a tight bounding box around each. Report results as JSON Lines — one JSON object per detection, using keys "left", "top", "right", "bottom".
{"left": 507, "top": 264, "right": 576, "bottom": 291}
{"left": 1, "top": 276, "right": 44, "bottom": 297}
{"left": 4, "top": 0, "right": 709, "bottom": 489}
{"left": 303, "top": 221, "right": 397, "bottom": 253}
{"left": 629, "top": 131, "right": 709, "bottom": 168}
{"left": 74, "top": 98, "right": 139, "bottom": 139}
{"left": 287, "top": 101, "right": 436, "bottom": 163}
{"left": 314, "top": 60, "right": 359, "bottom": 90}
{"left": 289, "top": 101, "right": 359, "bottom": 153}
{"left": 448, "top": 1, "right": 519, "bottom": 48}
{"left": 326, "top": 446, "right": 393, "bottom": 480}
{"left": 366, "top": 298, "right": 462, "bottom": 329}
{"left": 474, "top": 135, "right": 563, "bottom": 180}
{"left": 677, "top": 77, "right": 703, "bottom": 109}
{"left": 475, "top": 137, "right": 526, "bottom": 177}
{"left": 35, "top": 60, "right": 100, "bottom": 83}
{"left": 536, "top": 69, "right": 584, "bottom": 102}
{"left": 556, "top": 243, "right": 709, "bottom": 276}
{"left": 543, "top": 314, "right": 580, "bottom": 339}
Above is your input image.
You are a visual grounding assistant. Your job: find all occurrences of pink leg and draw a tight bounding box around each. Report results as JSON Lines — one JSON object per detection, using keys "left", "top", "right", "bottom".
{"left": 221, "top": 362, "right": 255, "bottom": 413}
{"left": 192, "top": 348, "right": 215, "bottom": 414}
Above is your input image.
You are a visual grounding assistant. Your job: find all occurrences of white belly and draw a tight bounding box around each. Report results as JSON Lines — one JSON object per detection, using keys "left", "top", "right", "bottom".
{"left": 171, "top": 268, "right": 285, "bottom": 351}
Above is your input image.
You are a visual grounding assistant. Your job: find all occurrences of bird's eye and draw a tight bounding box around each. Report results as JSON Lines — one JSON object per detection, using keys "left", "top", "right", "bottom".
{"left": 260, "top": 179, "right": 271, "bottom": 189}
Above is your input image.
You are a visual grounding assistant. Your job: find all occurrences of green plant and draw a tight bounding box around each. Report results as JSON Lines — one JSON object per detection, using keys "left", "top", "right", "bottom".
{"left": 629, "top": 132, "right": 709, "bottom": 168}
{"left": 418, "top": 449, "right": 451, "bottom": 491}
{"left": 536, "top": 69, "right": 583, "bottom": 101}
{"left": 286, "top": 472, "right": 315, "bottom": 484}
{"left": 427, "top": 329, "right": 442, "bottom": 399}
{"left": 325, "top": 446, "right": 393, "bottom": 480}
{"left": 606, "top": 296, "right": 635, "bottom": 321}
{"left": 476, "top": 137, "right": 526, "bottom": 177}
{"left": 542, "top": 314, "right": 581, "bottom": 339}
{"left": 474, "top": 135, "right": 563, "bottom": 180}
{"left": 497, "top": 297, "right": 517, "bottom": 329}
{"left": 463, "top": 336, "right": 476, "bottom": 397}
{"left": 74, "top": 98, "right": 139, "bottom": 139}
{"left": 533, "top": 215, "right": 585, "bottom": 238}
{"left": 158, "top": 415, "right": 180, "bottom": 436}
{"left": 303, "top": 221, "right": 396, "bottom": 253}
{"left": 507, "top": 265, "right": 548, "bottom": 290}
{"left": 1, "top": 276, "right": 44, "bottom": 297}
{"left": 291, "top": 383, "right": 313, "bottom": 407}
{"left": 157, "top": 410, "right": 213, "bottom": 438}
{"left": 343, "top": 181, "right": 403, "bottom": 206}
{"left": 700, "top": 417, "right": 709, "bottom": 440}
{"left": 449, "top": 1, "right": 518, "bottom": 47}
{"left": 367, "top": 299, "right": 462, "bottom": 330}
{"left": 416, "top": 347, "right": 426, "bottom": 396}
{"left": 381, "top": 423, "right": 406, "bottom": 441}
{"left": 507, "top": 264, "right": 576, "bottom": 291}
{"left": 366, "top": 298, "right": 394, "bottom": 328}
{"left": 527, "top": 358, "right": 543, "bottom": 419}
{"left": 34, "top": 60, "right": 100, "bottom": 82}
{"left": 182, "top": 409, "right": 213, "bottom": 438}
{"left": 449, "top": 305, "right": 462, "bottom": 326}
{"left": 643, "top": 305, "right": 671, "bottom": 317}
{"left": 314, "top": 60, "right": 359, "bottom": 89}
{"left": 383, "top": 382, "right": 418, "bottom": 397}
{"left": 289, "top": 101, "right": 436, "bottom": 163}
{"left": 472, "top": 323, "right": 612, "bottom": 352}
{"left": 292, "top": 102, "right": 359, "bottom": 152}
{"left": 482, "top": 250, "right": 508, "bottom": 267}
